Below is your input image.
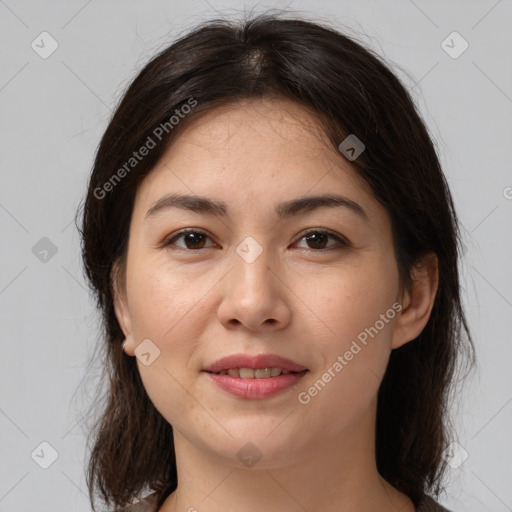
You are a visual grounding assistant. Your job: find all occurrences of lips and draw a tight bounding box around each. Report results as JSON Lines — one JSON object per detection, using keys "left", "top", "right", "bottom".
{"left": 203, "top": 353, "right": 308, "bottom": 374}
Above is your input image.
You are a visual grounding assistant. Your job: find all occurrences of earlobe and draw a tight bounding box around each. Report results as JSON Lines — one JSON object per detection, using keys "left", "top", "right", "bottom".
{"left": 391, "top": 253, "right": 439, "bottom": 349}
{"left": 111, "top": 260, "right": 135, "bottom": 356}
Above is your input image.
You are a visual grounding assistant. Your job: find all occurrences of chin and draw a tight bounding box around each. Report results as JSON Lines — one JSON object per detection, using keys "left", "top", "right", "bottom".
{"left": 204, "top": 428, "right": 304, "bottom": 468}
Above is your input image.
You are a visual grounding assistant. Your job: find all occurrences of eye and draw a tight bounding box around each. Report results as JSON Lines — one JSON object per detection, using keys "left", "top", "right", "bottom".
{"left": 294, "top": 229, "right": 350, "bottom": 251}
{"left": 163, "top": 229, "right": 216, "bottom": 250}
{"left": 162, "top": 228, "right": 350, "bottom": 252}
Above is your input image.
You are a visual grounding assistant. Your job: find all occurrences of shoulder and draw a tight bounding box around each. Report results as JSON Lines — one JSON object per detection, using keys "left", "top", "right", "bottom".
{"left": 416, "top": 493, "right": 452, "bottom": 512}
{"left": 119, "top": 492, "right": 159, "bottom": 512}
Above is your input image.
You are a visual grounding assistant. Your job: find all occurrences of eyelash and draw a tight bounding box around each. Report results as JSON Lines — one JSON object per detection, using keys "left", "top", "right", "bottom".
{"left": 162, "top": 228, "right": 350, "bottom": 252}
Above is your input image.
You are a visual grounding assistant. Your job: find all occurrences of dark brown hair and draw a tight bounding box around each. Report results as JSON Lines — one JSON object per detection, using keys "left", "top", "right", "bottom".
{"left": 77, "top": 11, "right": 475, "bottom": 511}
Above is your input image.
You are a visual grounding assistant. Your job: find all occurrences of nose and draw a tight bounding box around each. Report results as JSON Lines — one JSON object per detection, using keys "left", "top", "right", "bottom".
{"left": 217, "top": 242, "right": 292, "bottom": 332}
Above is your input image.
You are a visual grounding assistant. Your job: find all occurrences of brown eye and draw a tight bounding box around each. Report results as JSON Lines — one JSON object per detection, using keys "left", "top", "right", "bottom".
{"left": 295, "top": 230, "right": 350, "bottom": 251}
{"left": 163, "top": 230, "right": 214, "bottom": 250}
{"left": 304, "top": 232, "right": 329, "bottom": 249}
{"left": 162, "top": 228, "right": 349, "bottom": 252}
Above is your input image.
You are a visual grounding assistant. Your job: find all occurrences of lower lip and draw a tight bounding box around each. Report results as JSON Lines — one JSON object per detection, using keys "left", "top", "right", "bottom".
{"left": 203, "top": 370, "right": 308, "bottom": 399}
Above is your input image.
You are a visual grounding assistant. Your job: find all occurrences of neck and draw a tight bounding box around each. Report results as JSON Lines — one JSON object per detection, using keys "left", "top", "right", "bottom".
{"left": 160, "top": 401, "right": 414, "bottom": 512}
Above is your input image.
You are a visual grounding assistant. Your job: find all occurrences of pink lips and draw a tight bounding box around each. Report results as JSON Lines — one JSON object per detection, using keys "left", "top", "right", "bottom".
{"left": 202, "top": 353, "right": 308, "bottom": 399}
{"left": 203, "top": 353, "right": 307, "bottom": 373}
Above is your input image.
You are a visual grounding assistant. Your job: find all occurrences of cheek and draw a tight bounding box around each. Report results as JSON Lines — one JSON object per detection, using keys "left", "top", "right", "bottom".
{"left": 307, "top": 258, "right": 398, "bottom": 345}
{"left": 299, "top": 260, "right": 398, "bottom": 407}
{"left": 125, "top": 259, "right": 221, "bottom": 419}
{"left": 126, "top": 258, "right": 213, "bottom": 343}
{"left": 127, "top": 271, "right": 200, "bottom": 428}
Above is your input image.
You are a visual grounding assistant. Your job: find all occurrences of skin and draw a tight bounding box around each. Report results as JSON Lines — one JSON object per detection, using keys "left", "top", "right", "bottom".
{"left": 113, "top": 98, "right": 438, "bottom": 512}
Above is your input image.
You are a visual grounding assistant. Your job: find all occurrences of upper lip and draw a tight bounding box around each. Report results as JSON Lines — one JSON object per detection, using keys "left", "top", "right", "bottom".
{"left": 203, "top": 354, "right": 308, "bottom": 373}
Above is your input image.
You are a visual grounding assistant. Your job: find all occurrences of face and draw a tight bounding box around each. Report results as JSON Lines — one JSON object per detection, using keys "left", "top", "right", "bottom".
{"left": 114, "top": 98, "right": 414, "bottom": 468}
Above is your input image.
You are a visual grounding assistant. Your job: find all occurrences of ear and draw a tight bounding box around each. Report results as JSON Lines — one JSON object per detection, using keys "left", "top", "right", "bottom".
{"left": 111, "top": 259, "right": 135, "bottom": 356}
{"left": 392, "top": 252, "right": 439, "bottom": 349}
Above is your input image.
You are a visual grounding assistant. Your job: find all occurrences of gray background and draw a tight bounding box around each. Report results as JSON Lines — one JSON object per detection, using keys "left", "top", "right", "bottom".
{"left": 1, "top": 0, "right": 511, "bottom": 510}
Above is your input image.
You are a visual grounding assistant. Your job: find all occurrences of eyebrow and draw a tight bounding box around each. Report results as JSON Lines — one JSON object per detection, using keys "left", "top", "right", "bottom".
{"left": 144, "top": 193, "right": 369, "bottom": 222}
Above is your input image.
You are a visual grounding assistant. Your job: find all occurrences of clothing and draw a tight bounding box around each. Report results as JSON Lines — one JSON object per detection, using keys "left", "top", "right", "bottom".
{"left": 120, "top": 491, "right": 452, "bottom": 511}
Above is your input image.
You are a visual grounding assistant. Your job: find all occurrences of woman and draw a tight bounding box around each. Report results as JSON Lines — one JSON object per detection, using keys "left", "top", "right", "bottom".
{"left": 78, "top": 12, "right": 475, "bottom": 512}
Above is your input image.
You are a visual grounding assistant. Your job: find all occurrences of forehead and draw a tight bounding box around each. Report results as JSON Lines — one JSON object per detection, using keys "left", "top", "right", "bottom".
{"left": 132, "top": 98, "right": 379, "bottom": 223}
{"left": 177, "top": 98, "right": 331, "bottom": 150}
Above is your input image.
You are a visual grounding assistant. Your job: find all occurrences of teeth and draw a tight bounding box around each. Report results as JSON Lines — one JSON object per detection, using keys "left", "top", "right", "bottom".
{"left": 240, "top": 368, "right": 255, "bottom": 379}
{"left": 215, "top": 367, "right": 293, "bottom": 378}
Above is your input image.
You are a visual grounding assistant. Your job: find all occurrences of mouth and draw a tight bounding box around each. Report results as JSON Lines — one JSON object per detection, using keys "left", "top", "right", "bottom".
{"left": 203, "top": 369, "right": 308, "bottom": 399}
{"left": 204, "top": 367, "right": 306, "bottom": 378}
{"left": 202, "top": 353, "right": 309, "bottom": 399}
{"left": 203, "top": 353, "right": 308, "bottom": 375}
